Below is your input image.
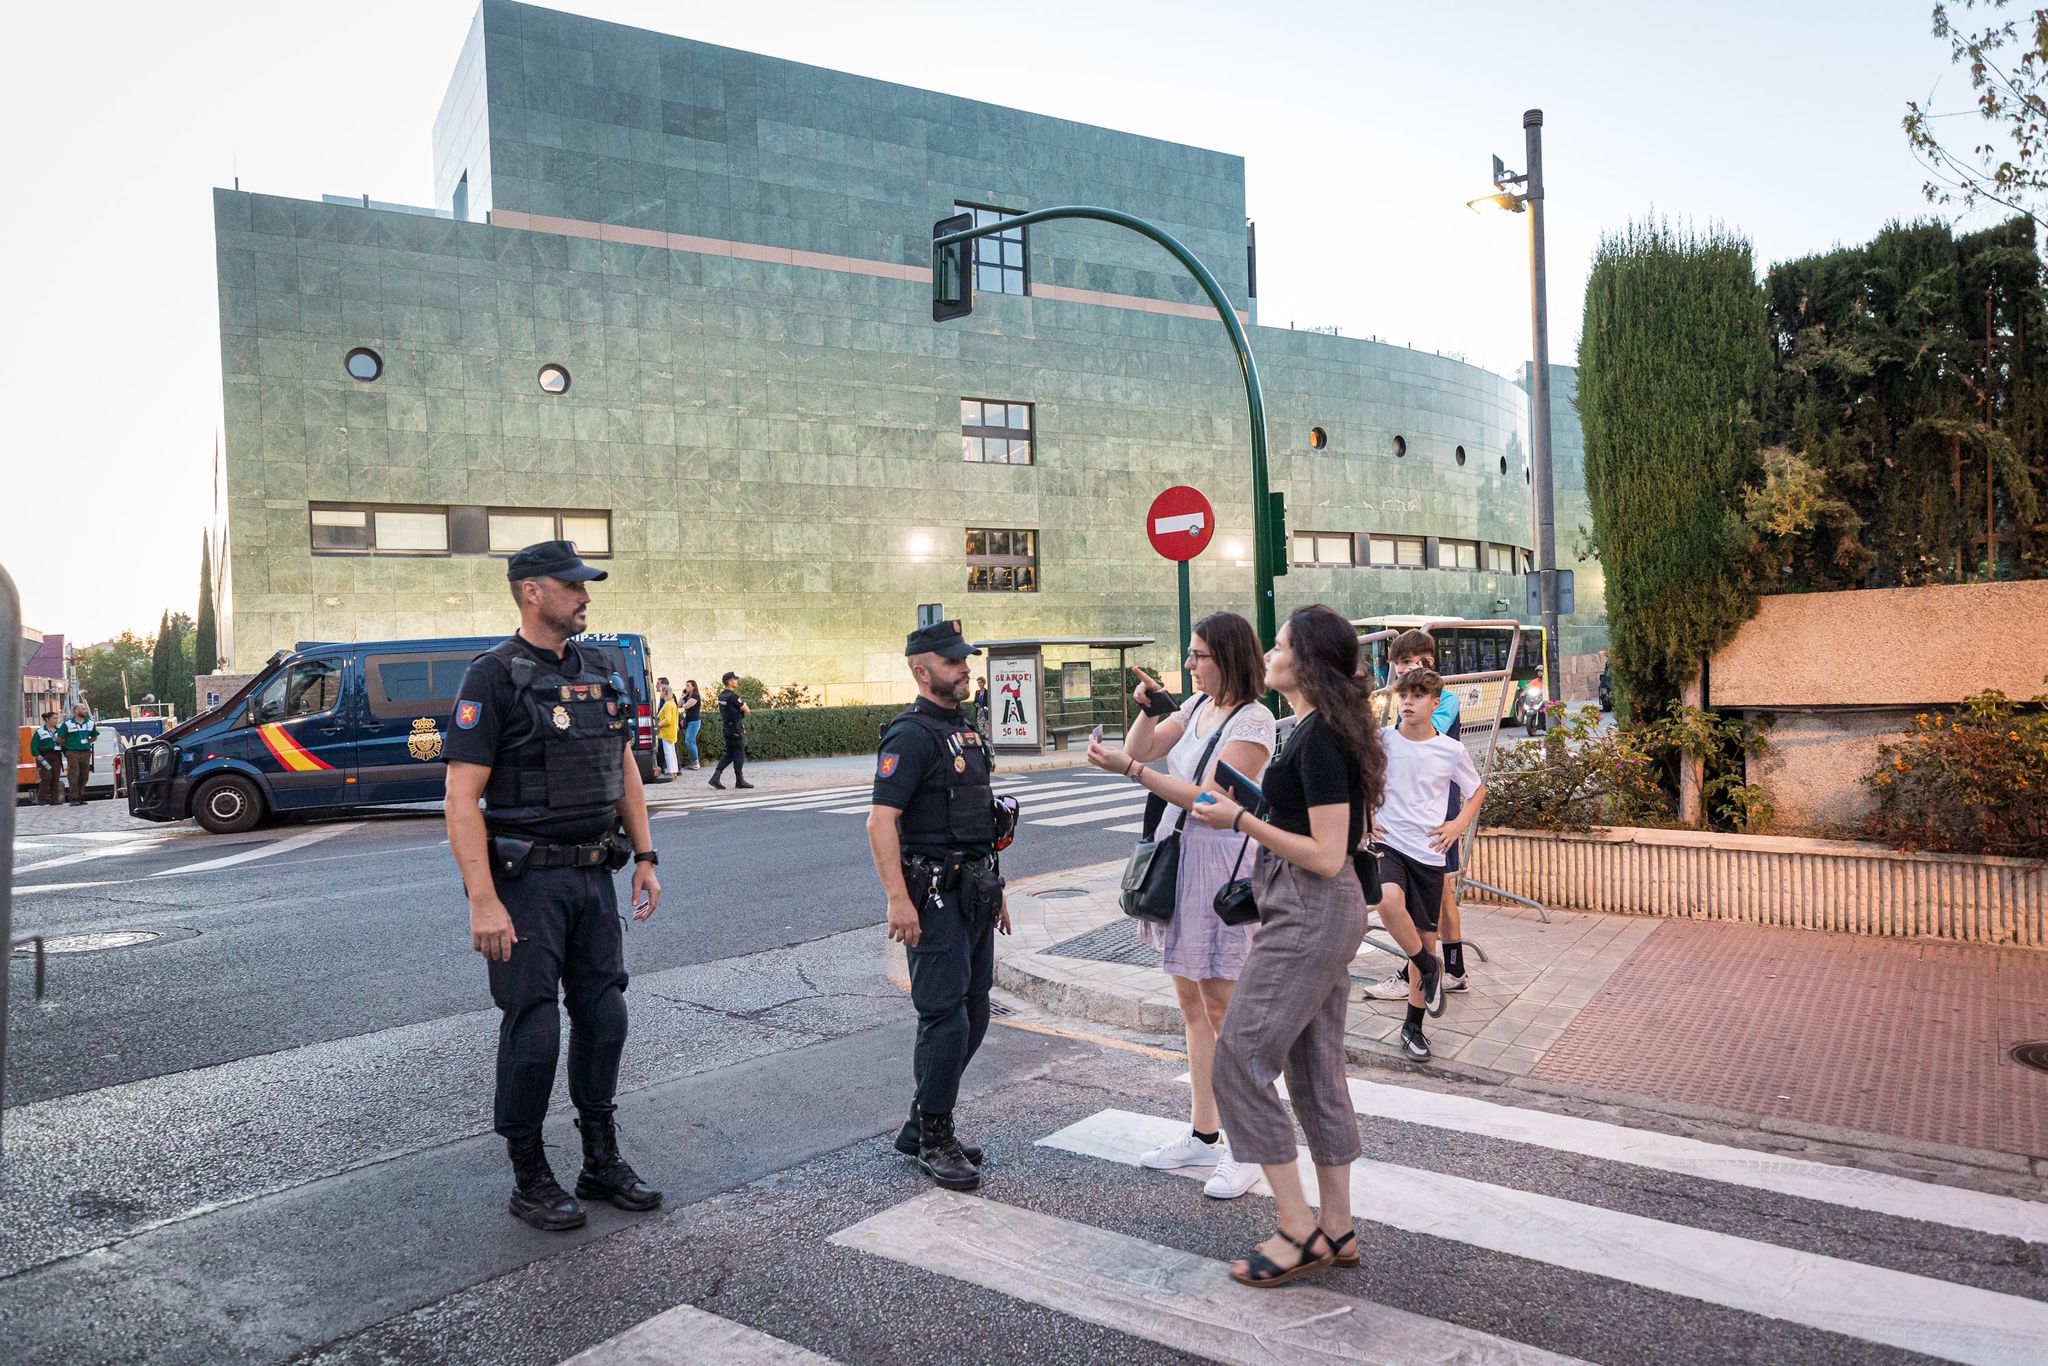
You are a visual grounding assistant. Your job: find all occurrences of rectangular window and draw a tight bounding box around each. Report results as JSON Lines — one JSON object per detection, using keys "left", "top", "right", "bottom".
{"left": 310, "top": 503, "right": 610, "bottom": 558}
{"left": 1439, "top": 539, "right": 1479, "bottom": 570}
{"left": 967, "top": 527, "right": 1038, "bottom": 592}
{"left": 489, "top": 513, "right": 556, "bottom": 553}
{"left": 253, "top": 660, "right": 341, "bottom": 723}
{"left": 1521, "top": 549, "right": 1535, "bottom": 574}
{"left": 560, "top": 514, "right": 610, "bottom": 555}
{"left": 373, "top": 510, "right": 449, "bottom": 553}
{"left": 309, "top": 507, "right": 371, "bottom": 552}
{"left": 1368, "top": 534, "right": 1425, "bottom": 568}
{"left": 960, "top": 398, "right": 1034, "bottom": 465}
{"left": 959, "top": 204, "right": 1026, "bottom": 296}
{"left": 486, "top": 509, "right": 613, "bottom": 557}
{"left": 367, "top": 653, "right": 475, "bottom": 720}
{"left": 1291, "top": 533, "right": 1353, "bottom": 567}
{"left": 1486, "top": 543, "right": 1517, "bottom": 574}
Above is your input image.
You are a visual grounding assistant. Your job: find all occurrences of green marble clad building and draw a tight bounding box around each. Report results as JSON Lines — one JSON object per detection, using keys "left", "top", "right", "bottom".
{"left": 212, "top": 0, "right": 1604, "bottom": 703}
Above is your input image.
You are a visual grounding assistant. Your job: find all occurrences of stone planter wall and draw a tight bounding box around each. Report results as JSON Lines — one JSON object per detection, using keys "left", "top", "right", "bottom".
{"left": 1471, "top": 826, "right": 2047, "bottom": 948}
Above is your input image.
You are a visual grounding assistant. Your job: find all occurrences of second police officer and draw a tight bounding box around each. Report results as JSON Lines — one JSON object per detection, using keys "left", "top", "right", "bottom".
{"left": 865, "top": 618, "right": 1017, "bottom": 1191}
{"left": 443, "top": 540, "right": 665, "bottom": 1231}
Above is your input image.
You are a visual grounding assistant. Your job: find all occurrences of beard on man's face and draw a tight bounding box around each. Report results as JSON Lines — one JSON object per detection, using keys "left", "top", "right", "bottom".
{"left": 540, "top": 598, "right": 587, "bottom": 637}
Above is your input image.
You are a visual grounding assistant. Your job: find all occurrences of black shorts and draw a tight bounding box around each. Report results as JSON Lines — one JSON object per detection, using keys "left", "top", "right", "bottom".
{"left": 1377, "top": 845, "right": 1447, "bottom": 934}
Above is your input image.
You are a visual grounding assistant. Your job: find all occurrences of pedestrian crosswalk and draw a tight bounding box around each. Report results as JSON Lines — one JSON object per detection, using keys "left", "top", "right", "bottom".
{"left": 577, "top": 1075, "right": 2048, "bottom": 1366}
{"left": 650, "top": 770, "right": 1155, "bottom": 835}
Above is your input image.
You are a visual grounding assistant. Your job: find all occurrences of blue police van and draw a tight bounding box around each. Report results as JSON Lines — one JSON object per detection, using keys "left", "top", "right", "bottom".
{"left": 127, "top": 632, "right": 656, "bottom": 834}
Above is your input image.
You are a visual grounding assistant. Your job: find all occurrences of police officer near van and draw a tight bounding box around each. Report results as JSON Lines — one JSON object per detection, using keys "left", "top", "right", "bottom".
{"left": 865, "top": 618, "right": 1017, "bottom": 1192}
{"left": 443, "top": 540, "right": 664, "bottom": 1231}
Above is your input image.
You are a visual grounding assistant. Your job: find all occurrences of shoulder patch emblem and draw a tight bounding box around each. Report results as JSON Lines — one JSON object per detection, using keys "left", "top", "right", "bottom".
{"left": 455, "top": 700, "right": 482, "bottom": 730}
{"left": 878, "top": 753, "right": 900, "bottom": 778}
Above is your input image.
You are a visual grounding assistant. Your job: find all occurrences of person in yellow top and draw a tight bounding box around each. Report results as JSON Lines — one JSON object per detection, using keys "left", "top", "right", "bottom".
{"left": 654, "top": 678, "right": 681, "bottom": 782}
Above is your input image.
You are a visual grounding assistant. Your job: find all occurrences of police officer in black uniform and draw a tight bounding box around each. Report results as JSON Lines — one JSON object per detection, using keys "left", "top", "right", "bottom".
{"left": 865, "top": 619, "right": 1017, "bottom": 1191}
{"left": 707, "top": 670, "right": 752, "bottom": 789}
{"left": 444, "top": 541, "right": 665, "bottom": 1231}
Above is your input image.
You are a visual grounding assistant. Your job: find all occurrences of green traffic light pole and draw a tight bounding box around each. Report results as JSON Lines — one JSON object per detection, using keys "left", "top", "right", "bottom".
{"left": 932, "top": 206, "right": 1279, "bottom": 648}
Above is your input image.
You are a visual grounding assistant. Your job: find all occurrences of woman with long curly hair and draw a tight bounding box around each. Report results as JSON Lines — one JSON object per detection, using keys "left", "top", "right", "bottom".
{"left": 1189, "top": 603, "right": 1392, "bottom": 1288}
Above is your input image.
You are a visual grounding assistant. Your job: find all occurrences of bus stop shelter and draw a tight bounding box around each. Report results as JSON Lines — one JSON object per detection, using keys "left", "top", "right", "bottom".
{"left": 973, "top": 636, "right": 1158, "bottom": 753}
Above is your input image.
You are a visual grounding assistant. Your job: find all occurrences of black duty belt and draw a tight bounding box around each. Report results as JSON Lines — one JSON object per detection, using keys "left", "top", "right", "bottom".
{"left": 524, "top": 839, "right": 615, "bottom": 868}
{"left": 904, "top": 851, "right": 996, "bottom": 885}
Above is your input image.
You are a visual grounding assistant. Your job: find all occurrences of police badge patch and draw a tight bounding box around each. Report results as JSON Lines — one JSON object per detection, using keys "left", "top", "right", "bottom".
{"left": 551, "top": 704, "right": 572, "bottom": 730}
{"left": 408, "top": 717, "right": 444, "bottom": 761}
{"left": 878, "top": 754, "right": 899, "bottom": 778}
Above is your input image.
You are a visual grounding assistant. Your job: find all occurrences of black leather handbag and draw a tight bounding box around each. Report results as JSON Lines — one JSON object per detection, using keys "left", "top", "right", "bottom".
{"left": 1119, "top": 700, "right": 1247, "bottom": 923}
{"left": 1212, "top": 833, "right": 1260, "bottom": 926}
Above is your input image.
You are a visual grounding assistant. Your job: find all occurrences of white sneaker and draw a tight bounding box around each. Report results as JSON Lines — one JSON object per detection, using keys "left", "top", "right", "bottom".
{"left": 1140, "top": 1131, "right": 1224, "bottom": 1170}
{"left": 1362, "top": 968, "right": 1411, "bottom": 1001}
{"left": 1366, "top": 909, "right": 1384, "bottom": 930}
{"left": 1203, "top": 1152, "right": 1263, "bottom": 1200}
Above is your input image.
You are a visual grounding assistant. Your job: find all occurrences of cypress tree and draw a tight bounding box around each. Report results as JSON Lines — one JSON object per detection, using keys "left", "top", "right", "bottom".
{"left": 150, "top": 610, "right": 174, "bottom": 708}
{"left": 195, "top": 536, "right": 218, "bottom": 677}
{"left": 1577, "top": 220, "right": 1769, "bottom": 718}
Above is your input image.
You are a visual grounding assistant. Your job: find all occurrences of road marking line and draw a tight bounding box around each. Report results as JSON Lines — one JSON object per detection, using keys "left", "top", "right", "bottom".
{"left": 1007, "top": 787, "right": 1167, "bottom": 817}
{"left": 1031, "top": 801, "right": 1148, "bottom": 827}
{"left": 152, "top": 822, "right": 361, "bottom": 877}
{"left": 1105, "top": 820, "right": 1146, "bottom": 833}
{"left": 1040, "top": 1108, "right": 2048, "bottom": 1366}
{"left": 1329, "top": 1077, "right": 2048, "bottom": 1246}
{"left": 560, "top": 1300, "right": 840, "bottom": 1364}
{"left": 833, "top": 1190, "right": 1586, "bottom": 1366}
{"left": 15, "top": 835, "right": 175, "bottom": 874}
{"left": 13, "top": 879, "right": 120, "bottom": 897}
{"left": 817, "top": 779, "right": 1105, "bottom": 816}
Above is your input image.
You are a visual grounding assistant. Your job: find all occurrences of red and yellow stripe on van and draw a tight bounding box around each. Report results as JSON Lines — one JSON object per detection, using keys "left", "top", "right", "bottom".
{"left": 256, "top": 722, "right": 334, "bottom": 772}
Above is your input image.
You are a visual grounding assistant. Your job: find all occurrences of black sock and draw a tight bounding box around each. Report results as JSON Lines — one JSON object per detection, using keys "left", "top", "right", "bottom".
{"left": 1192, "top": 1128, "right": 1220, "bottom": 1145}
{"left": 1405, "top": 1004, "right": 1425, "bottom": 1029}
{"left": 1410, "top": 951, "right": 1436, "bottom": 977}
{"left": 1442, "top": 941, "right": 1465, "bottom": 975}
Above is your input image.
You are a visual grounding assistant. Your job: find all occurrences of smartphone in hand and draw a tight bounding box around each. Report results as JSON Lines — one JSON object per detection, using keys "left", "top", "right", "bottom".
{"left": 1212, "top": 759, "right": 1266, "bottom": 812}
{"left": 1140, "top": 687, "right": 1179, "bottom": 719}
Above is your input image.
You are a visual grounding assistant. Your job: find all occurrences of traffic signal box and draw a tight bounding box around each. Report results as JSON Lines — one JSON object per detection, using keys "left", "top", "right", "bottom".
{"left": 932, "top": 213, "right": 974, "bottom": 322}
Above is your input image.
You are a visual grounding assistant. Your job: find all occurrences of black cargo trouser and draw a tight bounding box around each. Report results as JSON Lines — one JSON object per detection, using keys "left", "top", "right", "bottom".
{"left": 711, "top": 727, "right": 745, "bottom": 782}
{"left": 485, "top": 861, "right": 629, "bottom": 1146}
{"left": 904, "top": 861, "right": 997, "bottom": 1116}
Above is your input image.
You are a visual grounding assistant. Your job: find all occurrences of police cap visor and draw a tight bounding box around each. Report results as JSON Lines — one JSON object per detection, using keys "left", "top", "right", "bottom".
{"left": 506, "top": 539, "right": 607, "bottom": 583}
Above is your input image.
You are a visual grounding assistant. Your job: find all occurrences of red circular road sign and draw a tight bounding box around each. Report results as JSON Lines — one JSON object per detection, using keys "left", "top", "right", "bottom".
{"left": 1146, "top": 485, "right": 1215, "bottom": 562}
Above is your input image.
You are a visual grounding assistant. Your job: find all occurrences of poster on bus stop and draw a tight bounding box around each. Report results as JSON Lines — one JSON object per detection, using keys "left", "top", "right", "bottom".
{"left": 989, "top": 654, "right": 1041, "bottom": 750}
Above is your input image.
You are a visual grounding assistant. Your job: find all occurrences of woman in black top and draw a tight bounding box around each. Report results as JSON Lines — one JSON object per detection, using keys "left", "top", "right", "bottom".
{"left": 680, "top": 680, "right": 703, "bottom": 770}
{"left": 1190, "top": 604, "right": 1387, "bottom": 1288}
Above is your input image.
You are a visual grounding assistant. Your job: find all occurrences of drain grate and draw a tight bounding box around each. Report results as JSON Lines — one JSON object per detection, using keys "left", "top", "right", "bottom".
{"left": 1043, "top": 921, "right": 1161, "bottom": 968}
{"left": 1034, "top": 888, "right": 1089, "bottom": 900}
{"left": 2012, "top": 1042, "right": 2048, "bottom": 1075}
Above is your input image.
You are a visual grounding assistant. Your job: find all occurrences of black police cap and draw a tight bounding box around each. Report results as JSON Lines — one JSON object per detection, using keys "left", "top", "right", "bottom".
{"left": 506, "top": 539, "right": 607, "bottom": 583}
{"left": 905, "top": 619, "right": 979, "bottom": 660}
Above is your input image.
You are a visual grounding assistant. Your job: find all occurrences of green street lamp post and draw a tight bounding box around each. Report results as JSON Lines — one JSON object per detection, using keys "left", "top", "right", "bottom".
{"left": 932, "top": 207, "right": 1282, "bottom": 648}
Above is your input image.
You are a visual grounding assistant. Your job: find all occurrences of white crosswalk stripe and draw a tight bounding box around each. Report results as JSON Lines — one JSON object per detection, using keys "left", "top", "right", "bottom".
{"left": 560, "top": 1301, "right": 841, "bottom": 1364}
{"left": 653, "top": 772, "right": 1150, "bottom": 834}
{"left": 1039, "top": 1107, "right": 2048, "bottom": 1366}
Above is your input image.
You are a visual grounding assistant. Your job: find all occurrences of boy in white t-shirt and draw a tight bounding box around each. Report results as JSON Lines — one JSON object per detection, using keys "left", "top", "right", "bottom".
{"left": 1373, "top": 669, "right": 1484, "bottom": 1061}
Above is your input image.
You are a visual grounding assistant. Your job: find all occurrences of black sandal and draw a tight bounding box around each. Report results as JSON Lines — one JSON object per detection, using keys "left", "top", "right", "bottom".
{"left": 1328, "top": 1229, "right": 1359, "bottom": 1267}
{"left": 1229, "top": 1226, "right": 1335, "bottom": 1288}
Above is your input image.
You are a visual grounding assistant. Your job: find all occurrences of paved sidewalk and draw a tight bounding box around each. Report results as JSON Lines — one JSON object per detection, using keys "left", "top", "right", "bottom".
{"left": 999, "top": 860, "right": 2048, "bottom": 1165}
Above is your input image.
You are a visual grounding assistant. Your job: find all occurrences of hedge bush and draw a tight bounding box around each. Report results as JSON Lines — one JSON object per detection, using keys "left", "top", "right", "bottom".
{"left": 1863, "top": 689, "right": 2048, "bottom": 858}
{"left": 1481, "top": 704, "right": 1773, "bottom": 834}
{"left": 692, "top": 703, "right": 903, "bottom": 764}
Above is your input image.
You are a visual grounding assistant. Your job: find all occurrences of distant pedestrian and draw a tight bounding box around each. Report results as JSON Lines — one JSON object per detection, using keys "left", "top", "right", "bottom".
{"left": 681, "top": 680, "right": 703, "bottom": 769}
{"left": 1087, "top": 612, "right": 1275, "bottom": 1201}
{"left": 58, "top": 702, "right": 99, "bottom": 804}
{"left": 31, "top": 709, "right": 64, "bottom": 805}
{"left": 1189, "top": 604, "right": 1384, "bottom": 1288}
{"left": 654, "top": 678, "right": 680, "bottom": 781}
{"left": 973, "top": 676, "right": 990, "bottom": 737}
{"left": 708, "top": 671, "right": 753, "bottom": 789}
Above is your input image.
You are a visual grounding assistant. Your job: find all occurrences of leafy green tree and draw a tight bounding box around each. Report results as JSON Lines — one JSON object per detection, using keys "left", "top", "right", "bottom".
{"left": 1576, "top": 220, "right": 1769, "bottom": 719}
{"left": 195, "top": 537, "right": 218, "bottom": 677}
{"left": 76, "top": 633, "right": 152, "bottom": 716}
{"left": 1904, "top": 1, "right": 2048, "bottom": 226}
{"left": 149, "top": 610, "right": 174, "bottom": 707}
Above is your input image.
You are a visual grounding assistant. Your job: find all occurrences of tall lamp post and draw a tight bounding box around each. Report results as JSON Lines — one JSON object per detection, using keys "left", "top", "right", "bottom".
{"left": 1470, "top": 110, "right": 1561, "bottom": 699}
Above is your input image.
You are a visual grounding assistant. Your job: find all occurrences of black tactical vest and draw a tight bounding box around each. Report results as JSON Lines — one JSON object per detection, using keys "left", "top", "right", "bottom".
{"left": 480, "top": 639, "right": 628, "bottom": 834}
{"left": 886, "top": 700, "right": 998, "bottom": 854}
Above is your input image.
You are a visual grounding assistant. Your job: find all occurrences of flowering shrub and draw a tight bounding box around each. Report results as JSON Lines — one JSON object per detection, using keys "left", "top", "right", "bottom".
{"left": 1482, "top": 704, "right": 1772, "bottom": 834}
{"left": 1863, "top": 690, "right": 2048, "bottom": 858}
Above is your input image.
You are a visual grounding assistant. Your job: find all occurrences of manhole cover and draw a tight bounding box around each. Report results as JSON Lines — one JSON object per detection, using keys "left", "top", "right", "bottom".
{"left": 1035, "top": 888, "right": 1088, "bottom": 900}
{"left": 1044, "top": 921, "right": 1161, "bottom": 968}
{"left": 2011, "top": 1042, "right": 2048, "bottom": 1075}
{"left": 21, "top": 932, "right": 162, "bottom": 955}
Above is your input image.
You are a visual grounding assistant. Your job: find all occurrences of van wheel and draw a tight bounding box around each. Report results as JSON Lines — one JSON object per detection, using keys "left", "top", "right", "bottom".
{"left": 193, "top": 775, "right": 263, "bottom": 834}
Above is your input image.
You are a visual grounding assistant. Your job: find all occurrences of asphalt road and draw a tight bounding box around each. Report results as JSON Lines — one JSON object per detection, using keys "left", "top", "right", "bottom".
{"left": 3, "top": 770, "right": 2043, "bottom": 1365}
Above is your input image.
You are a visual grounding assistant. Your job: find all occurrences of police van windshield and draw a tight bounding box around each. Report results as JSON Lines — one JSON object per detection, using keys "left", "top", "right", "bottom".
{"left": 251, "top": 660, "right": 341, "bottom": 724}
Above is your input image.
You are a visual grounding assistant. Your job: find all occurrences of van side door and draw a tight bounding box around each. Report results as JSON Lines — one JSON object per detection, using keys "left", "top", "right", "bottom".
{"left": 242, "top": 657, "right": 354, "bottom": 810}
{"left": 357, "top": 651, "right": 475, "bottom": 804}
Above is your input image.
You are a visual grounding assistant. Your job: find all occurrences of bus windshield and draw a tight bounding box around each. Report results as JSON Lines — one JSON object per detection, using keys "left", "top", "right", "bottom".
{"left": 1354, "top": 618, "right": 1544, "bottom": 687}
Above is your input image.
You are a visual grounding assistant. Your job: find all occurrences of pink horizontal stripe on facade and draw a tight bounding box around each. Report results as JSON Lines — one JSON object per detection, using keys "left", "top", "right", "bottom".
{"left": 489, "top": 208, "right": 1233, "bottom": 319}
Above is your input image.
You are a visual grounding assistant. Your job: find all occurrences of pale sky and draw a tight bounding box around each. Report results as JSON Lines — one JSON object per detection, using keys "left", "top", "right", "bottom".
{"left": 0, "top": 0, "right": 1998, "bottom": 645}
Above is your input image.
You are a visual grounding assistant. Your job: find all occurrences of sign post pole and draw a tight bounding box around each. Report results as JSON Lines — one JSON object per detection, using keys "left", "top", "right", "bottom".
{"left": 1146, "top": 485, "right": 1215, "bottom": 690}
{"left": 1177, "top": 559, "right": 1192, "bottom": 680}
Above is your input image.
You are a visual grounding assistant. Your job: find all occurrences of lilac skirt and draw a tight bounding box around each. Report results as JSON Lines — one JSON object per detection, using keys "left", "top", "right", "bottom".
{"left": 1138, "top": 818, "right": 1258, "bottom": 980}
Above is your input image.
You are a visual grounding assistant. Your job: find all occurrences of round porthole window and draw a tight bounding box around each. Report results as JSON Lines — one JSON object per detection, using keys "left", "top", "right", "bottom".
{"left": 1499, "top": 455, "right": 1509, "bottom": 476}
{"left": 1455, "top": 445, "right": 1467, "bottom": 467}
{"left": 344, "top": 347, "right": 382, "bottom": 382}
{"left": 538, "top": 363, "right": 571, "bottom": 395}
{"left": 1392, "top": 434, "right": 1407, "bottom": 458}
{"left": 1309, "top": 426, "right": 1328, "bottom": 451}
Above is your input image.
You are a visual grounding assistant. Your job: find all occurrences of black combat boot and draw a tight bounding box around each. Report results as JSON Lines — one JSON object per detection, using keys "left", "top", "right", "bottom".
{"left": 915, "top": 1109, "right": 981, "bottom": 1191}
{"left": 895, "top": 1103, "right": 981, "bottom": 1166}
{"left": 574, "top": 1113, "right": 664, "bottom": 1212}
{"left": 507, "top": 1139, "right": 586, "bottom": 1231}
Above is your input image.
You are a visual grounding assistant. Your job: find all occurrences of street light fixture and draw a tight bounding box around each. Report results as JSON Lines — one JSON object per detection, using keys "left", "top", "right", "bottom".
{"left": 1471, "top": 110, "right": 1562, "bottom": 703}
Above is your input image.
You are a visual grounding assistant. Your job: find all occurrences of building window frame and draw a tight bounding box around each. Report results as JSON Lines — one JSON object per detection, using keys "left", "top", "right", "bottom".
{"left": 1439, "top": 538, "right": 1479, "bottom": 571}
{"left": 961, "top": 398, "right": 1035, "bottom": 465}
{"left": 1367, "top": 533, "right": 1426, "bottom": 569}
{"left": 309, "top": 502, "right": 451, "bottom": 557}
{"left": 486, "top": 508, "right": 612, "bottom": 557}
{"left": 957, "top": 203, "right": 1027, "bottom": 296}
{"left": 309, "top": 503, "right": 610, "bottom": 558}
{"left": 966, "top": 527, "right": 1039, "bottom": 592}
{"left": 1291, "top": 532, "right": 1354, "bottom": 568}
{"left": 1485, "top": 542, "right": 1519, "bottom": 574}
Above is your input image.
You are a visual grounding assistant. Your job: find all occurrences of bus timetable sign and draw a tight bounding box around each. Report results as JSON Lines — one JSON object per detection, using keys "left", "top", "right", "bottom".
{"left": 1147, "top": 486, "right": 1214, "bottom": 561}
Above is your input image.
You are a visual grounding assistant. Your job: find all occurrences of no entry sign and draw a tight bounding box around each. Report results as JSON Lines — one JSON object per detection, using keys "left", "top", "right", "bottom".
{"left": 1147, "top": 485, "right": 1214, "bottom": 562}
